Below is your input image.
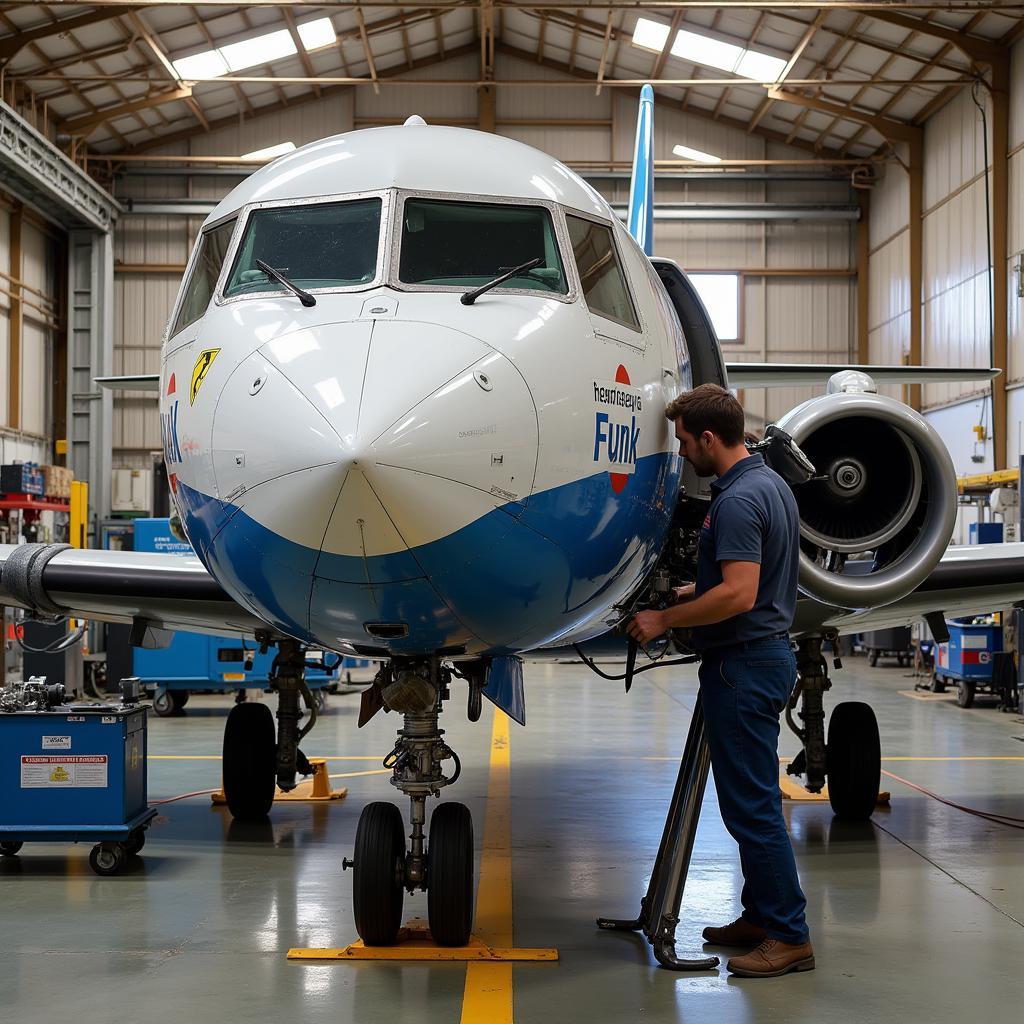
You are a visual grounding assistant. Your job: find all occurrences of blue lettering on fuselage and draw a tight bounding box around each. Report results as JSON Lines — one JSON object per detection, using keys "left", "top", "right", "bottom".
{"left": 160, "top": 400, "right": 182, "bottom": 464}
{"left": 593, "top": 412, "right": 640, "bottom": 467}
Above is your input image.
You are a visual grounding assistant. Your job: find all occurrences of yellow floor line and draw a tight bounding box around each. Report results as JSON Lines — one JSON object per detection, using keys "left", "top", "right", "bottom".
{"left": 148, "top": 755, "right": 383, "bottom": 761}
{"left": 461, "top": 708, "right": 514, "bottom": 1024}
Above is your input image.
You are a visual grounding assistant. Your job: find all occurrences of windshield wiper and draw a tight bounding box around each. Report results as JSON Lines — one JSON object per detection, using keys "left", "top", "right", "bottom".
{"left": 255, "top": 258, "right": 317, "bottom": 307}
{"left": 460, "top": 257, "right": 543, "bottom": 306}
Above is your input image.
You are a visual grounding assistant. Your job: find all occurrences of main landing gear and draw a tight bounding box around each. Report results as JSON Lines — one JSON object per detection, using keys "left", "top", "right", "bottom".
{"left": 346, "top": 658, "right": 475, "bottom": 947}
{"left": 221, "top": 637, "right": 319, "bottom": 820}
{"left": 786, "top": 635, "right": 881, "bottom": 821}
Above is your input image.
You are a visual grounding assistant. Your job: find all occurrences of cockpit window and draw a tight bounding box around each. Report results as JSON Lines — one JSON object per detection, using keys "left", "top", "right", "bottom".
{"left": 171, "top": 217, "right": 236, "bottom": 338}
{"left": 398, "top": 199, "right": 567, "bottom": 295}
{"left": 223, "top": 198, "right": 382, "bottom": 298}
{"left": 566, "top": 215, "right": 640, "bottom": 331}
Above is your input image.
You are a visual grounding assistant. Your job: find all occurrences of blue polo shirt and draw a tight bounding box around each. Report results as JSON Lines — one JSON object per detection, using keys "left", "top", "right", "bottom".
{"left": 691, "top": 453, "right": 800, "bottom": 652}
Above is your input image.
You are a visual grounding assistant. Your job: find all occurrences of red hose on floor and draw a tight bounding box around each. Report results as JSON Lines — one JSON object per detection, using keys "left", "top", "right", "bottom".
{"left": 881, "top": 769, "right": 1024, "bottom": 829}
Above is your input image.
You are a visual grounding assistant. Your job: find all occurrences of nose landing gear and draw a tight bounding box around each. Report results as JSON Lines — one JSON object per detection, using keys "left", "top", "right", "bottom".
{"left": 348, "top": 659, "right": 475, "bottom": 947}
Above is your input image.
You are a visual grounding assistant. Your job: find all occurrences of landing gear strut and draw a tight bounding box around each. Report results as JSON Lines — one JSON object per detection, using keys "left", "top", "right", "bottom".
{"left": 786, "top": 635, "right": 881, "bottom": 820}
{"left": 597, "top": 699, "right": 720, "bottom": 971}
{"left": 221, "top": 637, "right": 318, "bottom": 821}
{"left": 348, "top": 659, "right": 474, "bottom": 946}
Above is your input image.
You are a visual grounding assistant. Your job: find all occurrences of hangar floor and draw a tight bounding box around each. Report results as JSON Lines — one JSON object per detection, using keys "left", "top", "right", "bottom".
{"left": 4, "top": 659, "right": 1023, "bottom": 1023}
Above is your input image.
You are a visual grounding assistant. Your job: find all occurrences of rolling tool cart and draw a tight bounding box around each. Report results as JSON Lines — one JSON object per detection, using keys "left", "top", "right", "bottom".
{"left": 0, "top": 677, "right": 156, "bottom": 875}
{"left": 932, "top": 618, "right": 1002, "bottom": 708}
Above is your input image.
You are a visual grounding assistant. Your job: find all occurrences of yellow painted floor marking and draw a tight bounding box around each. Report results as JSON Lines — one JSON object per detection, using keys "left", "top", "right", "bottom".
{"left": 461, "top": 709, "right": 515, "bottom": 1024}
{"left": 148, "top": 755, "right": 383, "bottom": 761}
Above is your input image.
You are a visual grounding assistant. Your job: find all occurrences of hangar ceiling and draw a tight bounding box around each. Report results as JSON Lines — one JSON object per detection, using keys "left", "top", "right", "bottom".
{"left": 0, "top": 3, "right": 1021, "bottom": 162}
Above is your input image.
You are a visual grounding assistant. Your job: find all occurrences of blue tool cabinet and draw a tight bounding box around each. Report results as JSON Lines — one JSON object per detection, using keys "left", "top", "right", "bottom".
{"left": 0, "top": 705, "right": 156, "bottom": 874}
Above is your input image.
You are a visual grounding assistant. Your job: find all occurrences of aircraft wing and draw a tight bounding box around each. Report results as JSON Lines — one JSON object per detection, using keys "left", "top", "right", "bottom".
{"left": 95, "top": 374, "right": 161, "bottom": 391}
{"left": 726, "top": 363, "right": 999, "bottom": 387}
{"left": 794, "top": 542, "right": 1024, "bottom": 634}
{"left": 0, "top": 544, "right": 266, "bottom": 638}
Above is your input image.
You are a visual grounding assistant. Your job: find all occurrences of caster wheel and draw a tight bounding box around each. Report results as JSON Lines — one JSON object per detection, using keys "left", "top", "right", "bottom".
{"left": 0, "top": 841, "right": 23, "bottom": 856}
{"left": 89, "top": 843, "right": 127, "bottom": 876}
{"left": 930, "top": 673, "right": 946, "bottom": 693}
{"left": 152, "top": 690, "right": 175, "bottom": 717}
{"left": 427, "top": 802, "right": 474, "bottom": 946}
{"left": 867, "top": 651, "right": 878, "bottom": 667}
{"left": 826, "top": 702, "right": 880, "bottom": 821}
{"left": 352, "top": 802, "right": 406, "bottom": 946}
{"left": 222, "top": 702, "right": 277, "bottom": 821}
{"left": 957, "top": 680, "right": 976, "bottom": 708}
{"left": 314, "top": 689, "right": 327, "bottom": 714}
{"left": 125, "top": 829, "right": 146, "bottom": 856}
{"left": 170, "top": 691, "right": 189, "bottom": 712}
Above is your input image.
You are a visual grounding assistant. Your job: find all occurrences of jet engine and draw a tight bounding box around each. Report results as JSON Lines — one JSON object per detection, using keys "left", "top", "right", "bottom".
{"left": 774, "top": 384, "right": 956, "bottom": 610}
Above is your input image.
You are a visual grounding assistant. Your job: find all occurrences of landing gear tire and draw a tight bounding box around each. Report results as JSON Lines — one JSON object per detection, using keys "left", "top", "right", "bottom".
{"left": 353, "top": 802, "right": 406, "bottom": 946}
{"left": 957, "top": 680, "right": 976, "bottom": 708}
{"left": 89, "top": 842, "right": 126, "bottom": 876}
{"left": 222, "top": 702, "right": 276, "bottom": 821}
{"left": 826, "top": 701, "right": 880, "bottom": 821}
{"left": 170, "top": 691, "right": 189, "bottom": 712}
{"left": 0, "top": 841, "right": 23, "bottom": 856}
{"left": 152, "top": 690, "right": 175, "bottom": 717}
{"left": 930, "top": 673, "right": 946, "bottom": 693}
{"left": 427, "top": 802, "right": 474, "bottom": 946}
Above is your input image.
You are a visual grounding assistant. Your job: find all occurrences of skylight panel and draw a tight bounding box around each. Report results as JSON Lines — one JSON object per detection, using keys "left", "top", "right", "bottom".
{"left": 673, "top": 144, "right": 722, "bottom": 163}
{"left": 735, "top": 49, "right": 787, "bottom": 82}
{"left": 241, "top": 142, "right": 297, "bottom": 160}
{"left": 172, "top": 49, "right": 229, "bottom": 80}
{"left": 671, "top": 29, "right": 743, "bottom": 74}
{"left": 297, "top": 17, "right": 337, "bottom": 52}
{"left": 632, "top": 17, "right": 671, "bottom": 53}
{"left": 220, "top": 29, "right": 297, "bottom": 73}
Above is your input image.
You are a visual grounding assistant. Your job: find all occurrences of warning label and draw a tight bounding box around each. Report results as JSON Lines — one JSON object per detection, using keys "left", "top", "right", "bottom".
{"left": 20, "top": 755, "right": 108, "bottom": 789}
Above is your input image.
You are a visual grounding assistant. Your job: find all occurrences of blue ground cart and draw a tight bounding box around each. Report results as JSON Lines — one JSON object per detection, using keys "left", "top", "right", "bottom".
{"left": 0, "top": 694, "right": 156, "bottom": 875}
{"left": 932, "top": 619, "right": 1002, "bottom": 708}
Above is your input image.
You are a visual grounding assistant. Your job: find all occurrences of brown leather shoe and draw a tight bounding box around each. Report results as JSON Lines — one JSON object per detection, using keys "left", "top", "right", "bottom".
{"left": 701, "top": 917, "right": 768, "bottom": 947}
{"left": 727, "top": 937, "right": 815, "bottom": 978}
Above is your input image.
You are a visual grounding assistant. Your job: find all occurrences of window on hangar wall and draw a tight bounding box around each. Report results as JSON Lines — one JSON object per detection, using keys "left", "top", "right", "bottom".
{"left": 687, "top": 273, "right": 740, "bottom": 343}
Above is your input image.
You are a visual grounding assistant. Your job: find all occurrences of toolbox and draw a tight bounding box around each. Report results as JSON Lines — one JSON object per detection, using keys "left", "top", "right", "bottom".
{"left": 0, "top": 462, "right": 45, "bottom": 495}
{"left": 0, "top": 684, "right": 156, "bottom": 875}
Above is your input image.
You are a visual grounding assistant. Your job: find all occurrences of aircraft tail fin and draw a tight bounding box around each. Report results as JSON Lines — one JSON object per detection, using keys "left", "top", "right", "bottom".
{"left": 627, "top": 84, "right": 655, "bottom": 256}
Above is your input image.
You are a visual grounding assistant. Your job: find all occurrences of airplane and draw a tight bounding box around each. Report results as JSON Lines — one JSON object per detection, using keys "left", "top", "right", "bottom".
{"left": 3, "top": 85, "right": 1023, "bottom": 962}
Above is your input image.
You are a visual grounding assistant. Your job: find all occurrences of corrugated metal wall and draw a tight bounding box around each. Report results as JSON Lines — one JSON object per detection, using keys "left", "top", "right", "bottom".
{"left": 0, "top": 197, "right": 57, "bottom": 465}
{"left": 868, "top": 39, "right": 1024, "bottom": 476}
{"left": 112, "top": 51, "right": 856, "bottom": 463}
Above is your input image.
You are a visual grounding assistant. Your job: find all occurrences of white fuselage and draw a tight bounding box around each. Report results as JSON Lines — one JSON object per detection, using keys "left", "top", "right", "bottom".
{"left": 159, "top": 124, "right": 691, "bottom": 657}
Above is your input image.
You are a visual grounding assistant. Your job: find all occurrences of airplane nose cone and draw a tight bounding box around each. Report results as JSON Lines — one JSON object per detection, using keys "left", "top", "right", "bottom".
{"left": 205, "top": 318, "right": 538, "bottom": 644}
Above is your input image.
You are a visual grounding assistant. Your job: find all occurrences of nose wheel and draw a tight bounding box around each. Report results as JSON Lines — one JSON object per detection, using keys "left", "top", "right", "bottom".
{"left": 352, "top": 802, "right": 407, "bottom": 945}
{"left": 348, "top": 658, "right": 475, "bottom": 947}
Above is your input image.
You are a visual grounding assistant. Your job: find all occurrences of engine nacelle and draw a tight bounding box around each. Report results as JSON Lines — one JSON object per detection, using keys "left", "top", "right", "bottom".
{"left": 774, "top": 391, "right": 956, "bottom": 609}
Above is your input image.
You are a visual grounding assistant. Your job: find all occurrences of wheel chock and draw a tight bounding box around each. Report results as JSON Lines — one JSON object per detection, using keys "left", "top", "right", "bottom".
{"left": 287, "top": 918, "right": 559, "bottom": 962}
{"left": 212, "top": 758, "right": 347, "bottom": 805}
{"left": 779, "top": 771, "right": 890, "bottom": 806}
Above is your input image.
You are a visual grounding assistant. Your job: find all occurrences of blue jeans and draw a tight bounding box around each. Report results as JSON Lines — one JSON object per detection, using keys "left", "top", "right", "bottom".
{"left": 698, "top": 637, "right": 809, "bottom": 945}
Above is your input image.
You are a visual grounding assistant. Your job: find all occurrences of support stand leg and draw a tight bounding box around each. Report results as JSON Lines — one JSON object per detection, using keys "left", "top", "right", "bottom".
{"left": 597, "top": 699, "right": 719, "bottom": 971}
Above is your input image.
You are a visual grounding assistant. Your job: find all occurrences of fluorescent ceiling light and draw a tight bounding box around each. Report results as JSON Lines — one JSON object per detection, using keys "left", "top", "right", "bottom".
{"left": 671, "top": 29, "right": 742, "bottom": 73}
{"left": 297, "top": 17, "right": 337, "bottom": 51}
{"left": 735, "top": 49, "right": 787, "bottom": 81}
{"left": 172, "top": 49, "right": 229, "bottom": 80}
{"left": 220, "top": 29, "right": 297, "bottom": 72}
{"left": 241, "top": 141, "right": 297, "bottom": 161}
{"left": 673, "top": 144, "right": 722, "bottom": 163}
{"left": 632, "top": 17, "right": 671, "bottom": 53}
{"left": 670, "top": 26, "right": 788, "bottom": 82}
